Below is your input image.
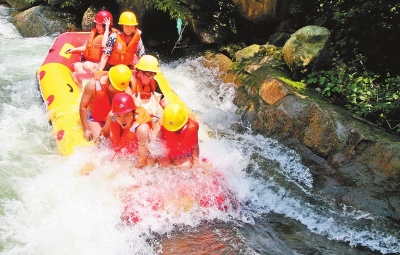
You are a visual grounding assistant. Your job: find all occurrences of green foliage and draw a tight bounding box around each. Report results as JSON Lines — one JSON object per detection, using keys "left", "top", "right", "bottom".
{"left": 61, "top": 1, "right": 77, "bottom": 8}
{"left": 305, "top": 54, "right": 400, "bottom": 133}
{"left": 302, "top": 0, "right": 400, "bottom": 73}
{"left": 297, "top": 0, "right": 400, "bottom": 134}
{"left": 150, "top": 0, "right": 190, "bottom": 24}
{"left": 150, "top": 0, "right": 237, "bottom": 35}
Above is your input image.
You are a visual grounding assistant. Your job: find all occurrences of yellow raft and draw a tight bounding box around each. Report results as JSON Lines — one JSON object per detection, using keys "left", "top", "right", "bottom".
{"left": 37, "top": 32, "right": 188, "bottom": 156}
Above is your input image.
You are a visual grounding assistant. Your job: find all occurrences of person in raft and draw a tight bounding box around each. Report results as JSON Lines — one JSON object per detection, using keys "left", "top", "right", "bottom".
{"left": 98, "top": 11, "right": 146, "bottom": 71}
{"left": 156, "top": 103, "right": 200, "bottom": 168}
{"left": 97, "top": 93, "right": 153, "bottom": 167}
{"left": 67, "top": 10, "right": 115, "bottom": 73}
{"left": 79, "top": 64, "right": 133, "bottom": 141}
{"left": 131, "top": 55, "right": 168, "bottom": 118}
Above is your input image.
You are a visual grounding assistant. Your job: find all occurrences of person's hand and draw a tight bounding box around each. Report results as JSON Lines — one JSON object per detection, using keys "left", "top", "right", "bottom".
{"left": 104, "top": 17, "right": 110, "bottom": 29}
{"left": 84, "top": 129, "right": 93, "bottom": 141}
{"left": 94, "top": 135, "right": 102, "bottom": 144}
{"left": 65, "top": 48, "right": 74, "bottom": 54}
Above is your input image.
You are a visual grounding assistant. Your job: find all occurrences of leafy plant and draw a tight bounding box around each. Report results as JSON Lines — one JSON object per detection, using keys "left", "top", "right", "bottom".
{"left": 305, "top": 54, "right": 400, "bottom": 133}
{"left": 297, "top": 0, "right": 400, "bottom": 133}
{"left": 149, "top": 0, "right": 190, "bottom": 24}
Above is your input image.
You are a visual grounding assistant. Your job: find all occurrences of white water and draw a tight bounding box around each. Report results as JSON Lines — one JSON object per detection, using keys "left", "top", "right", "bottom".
{"left": 1, "top": 5, "right": 399, "bottom": 255}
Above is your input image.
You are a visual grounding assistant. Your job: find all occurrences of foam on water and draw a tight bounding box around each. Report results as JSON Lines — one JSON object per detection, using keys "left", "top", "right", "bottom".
{"left": 0, "top": 6, "right": 22, "bottom": 39}
{"left": 0, "top": 4, "right": 399, "bottom": 253}
{"left": 1, "top": 143, "right": 243, "bottom": 254}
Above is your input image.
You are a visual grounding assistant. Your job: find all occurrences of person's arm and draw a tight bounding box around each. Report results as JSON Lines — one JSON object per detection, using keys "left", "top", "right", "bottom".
{"left": 97, "top": 112, "right": 113, "bottom": 140}
{"left": 98, "top": 53, "right": 109, "bottom": 71}
{"left": 79, "top": 79, "right": 95, "bottom": 140}
{"left": 135, "top": 123, "right": 151, "bottom": 168}
{"left": 130, "top": 72, "right": 138, "bottom": 94}
{"left": 190, "top": 120, "right": 200, "bottom": 167}
{"left": 136, "top": 38, "right": 146, "bottom": 57}
{"left": 125, "top": 85, "right": 133, "bottom": 96}
{"left": 67, "top": 43, "right": 86, "bottom": 53}
{"left": 190, "top": 143, "right": 200, "bottom": 168}
{"left": 101, "top": 18, "right": 111, "bottom": 47}
{"left": 98, "top": 32, "right": 115, "bottom": 71}
{"left": 160, "top": 98, "right": 169, "bottom": 109}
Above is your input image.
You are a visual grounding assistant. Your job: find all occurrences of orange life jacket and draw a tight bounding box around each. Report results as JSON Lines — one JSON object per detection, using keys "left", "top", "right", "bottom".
{"left": 90, "top": 71, "right": 115, "bottom": 122}
{"left": 161, "top": 118, "right": 199, "bottom": 159}
{"left": 110, "top": 119, "right": 138, "bottom": 154}
{"left": 108, "top": 29, "right": 142, "bottom": 66}
{"left": 83, "top": 28, "right": 103, "bottom": 62}
{"left": 84, "top": 28, "right": 117, "bottom": 62}
{"left": 131, "top": 70, "right": 157, "bottom": 99}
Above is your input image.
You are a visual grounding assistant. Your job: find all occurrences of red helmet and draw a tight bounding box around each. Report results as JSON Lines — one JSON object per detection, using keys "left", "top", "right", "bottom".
{"left": 112, "top": 93, "right": 135, "bottom": 114}
{"left": 94, "top": 10, "right": 113, "bottom": 25}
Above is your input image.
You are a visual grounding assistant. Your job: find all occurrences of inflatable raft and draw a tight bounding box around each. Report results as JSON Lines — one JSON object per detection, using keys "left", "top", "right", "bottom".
{"left": 36, "top": 32, "right": 237, "bottom": 221}
{"left": 36, "top": 32, "right": 188, "bottom": 156}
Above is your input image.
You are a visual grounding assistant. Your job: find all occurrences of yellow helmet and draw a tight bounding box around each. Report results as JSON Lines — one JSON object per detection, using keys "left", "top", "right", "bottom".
{"left": 108, "top": 64, "right": 132, "bottom": 91}
{"left": 134, "top": 55, "right": 160, "bottom": 72}
{"left": 162, "top": 103, "right": 188, "bottom": 132}
{"left": 118, "top": 11, "right": 138, "bottom": 26}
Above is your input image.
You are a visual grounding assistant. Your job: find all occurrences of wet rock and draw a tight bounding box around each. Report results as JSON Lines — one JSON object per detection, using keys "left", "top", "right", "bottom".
{"left": 232, "top": 0, "right": 289, "bottom": 23}
{"left": 4, "top": 0, "right": 42, "bottom": 10}
{"left": 202, "top": 51, "right": 237, "bottom": 84}
{"left": 282, "top": 25, "right": 331, "bottom": 75}
{"left": 203, "top": 39, "right": 400, "bottom": 221}
{"left": 11, "top": 5, "right": 78, "bottom": 37}
{"left": 218, "top": 43, "right": 246, "bottom": 59}
{"left": 302, "top": 104, "right": 345, "bottom": 158}
{"left": 81, "top": 7, "right": 98, "bottom": 31}
{"left": 259, "top": 77, "right": 291, "bottom": 105}
{"left": 234, "top": 44, "right": 261, "bottom": 62}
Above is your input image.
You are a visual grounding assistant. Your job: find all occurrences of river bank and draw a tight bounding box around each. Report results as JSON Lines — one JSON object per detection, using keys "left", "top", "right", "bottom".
{"left": 200, "top": 47, "right": 400, "bottom": 225}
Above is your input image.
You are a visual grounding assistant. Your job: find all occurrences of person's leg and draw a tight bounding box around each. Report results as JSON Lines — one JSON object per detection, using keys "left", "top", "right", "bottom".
{"left": 83, "top": 61, "right": 100, "bottom": 73}
{"left": 88, "top": 121, "right": 103, "bottom": 141}
{"left": 73, "top": 62, "right": 85, "bottom": 73}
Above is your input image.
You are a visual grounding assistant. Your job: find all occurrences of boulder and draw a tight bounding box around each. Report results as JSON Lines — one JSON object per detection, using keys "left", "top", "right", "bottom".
{"left": 116, "top": 0, "right": 149, "bottom": 26}
{"left": 203, "top": 40, "right": 400, "bottom": 220}
{"left": 4, "top": 0, "right": 42, "bottom": 10}
{"left": 232, "top": 0, "right": 289, "bottom": 23}
{"left": 11, "top": 5, "right": 78, "bottom": 37}
{"left": 282, "top": 25, "right": 331, "bottom": 75}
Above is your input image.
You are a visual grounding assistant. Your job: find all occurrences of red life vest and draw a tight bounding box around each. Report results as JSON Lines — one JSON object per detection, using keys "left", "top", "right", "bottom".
{"left": 90, "top": 71, "right": 115, "bottom": 122}
{"left": 108, "top": 29, "right": 142, "bottom": 66}
{"left": 161, "top": 118, "right": 199, "bottom": 159}
{"left": 110, "top": 119, "right": 138, "bottom": 154}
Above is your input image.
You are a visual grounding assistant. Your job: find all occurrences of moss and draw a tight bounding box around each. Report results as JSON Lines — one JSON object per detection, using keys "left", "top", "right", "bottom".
{"left": 278, "top": 76, "right": 306, "bottom": 90}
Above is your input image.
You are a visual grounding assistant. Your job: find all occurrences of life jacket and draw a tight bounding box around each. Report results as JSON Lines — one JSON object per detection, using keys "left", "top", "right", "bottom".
{"left": 110, "top": 119, "right": 138, "bottom": 154}
{"left": 84, "top": 28, "right": 117, "bottom": 62}
{"left": 109, "top": 107, "right": 152, "bottom": 154}
{"left": 90, "top": 71, "right": 115, "bottom": 122}
{"left": 131, "top": 70, "right": 157, "bottom": 99}
{"left": 108, "top": 29, "right": 142, "bottom": 67}
{"left": 161, "top": 117, "right": 199, "bottom": 159}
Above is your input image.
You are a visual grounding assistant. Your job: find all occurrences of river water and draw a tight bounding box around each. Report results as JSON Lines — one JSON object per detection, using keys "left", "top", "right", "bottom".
{"left": 0, "top": 5, "right": 399, "bottom": 255}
